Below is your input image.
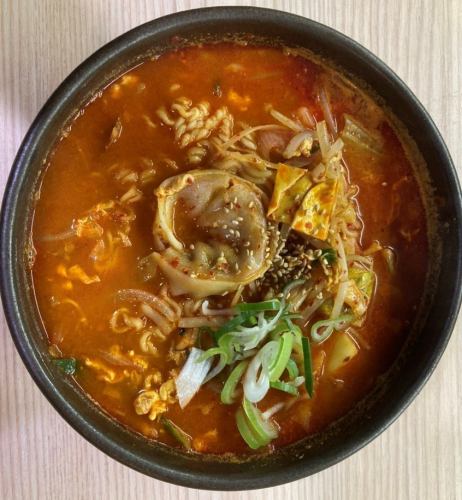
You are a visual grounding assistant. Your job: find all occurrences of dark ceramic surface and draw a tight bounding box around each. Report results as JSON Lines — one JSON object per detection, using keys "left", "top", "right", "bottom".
{"left": 1, "top": 7, "right": 461, "bottom": 490}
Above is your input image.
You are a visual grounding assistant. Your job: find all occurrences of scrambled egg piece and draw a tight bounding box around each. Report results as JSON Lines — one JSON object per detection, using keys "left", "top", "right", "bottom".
{"left": 84, "top": 358, "right": 124, "bottom": 383}
{"left": 134, "top": 378, "right": 176, "bottom": 421}
{"left": 57, "top": 264, "right": 100, "bottom": 284}
{"left": 227, "top": 89, "right": 251, "bottom": 111}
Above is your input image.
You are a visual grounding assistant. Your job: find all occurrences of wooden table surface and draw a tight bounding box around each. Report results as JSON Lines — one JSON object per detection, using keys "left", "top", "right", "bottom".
{"left": 0, "top": 1, "right": 461, "bottom": 499}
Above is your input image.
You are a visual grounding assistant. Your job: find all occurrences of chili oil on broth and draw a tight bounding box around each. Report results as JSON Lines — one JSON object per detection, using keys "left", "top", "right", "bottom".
{"left": 31, "top": 43, "right": 428, "bottom": 455}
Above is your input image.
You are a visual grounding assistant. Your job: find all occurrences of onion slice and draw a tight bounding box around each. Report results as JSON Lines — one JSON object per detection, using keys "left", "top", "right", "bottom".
{"left": 175, "top": 347, "right": 212, "bottom": 409}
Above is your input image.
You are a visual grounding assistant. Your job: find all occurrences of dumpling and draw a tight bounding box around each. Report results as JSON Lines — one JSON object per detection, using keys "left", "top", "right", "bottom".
{"left": 152, "top": 169, "right": 278, "bottom": 298}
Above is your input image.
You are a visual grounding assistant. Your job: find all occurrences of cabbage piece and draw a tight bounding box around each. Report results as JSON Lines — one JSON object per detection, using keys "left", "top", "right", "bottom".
{"left": 341, "top": 114, "right": 383, "bottom": 155}
{"left": 291, "top": 178, "right": 338, "bottom": 240}
{"left": 344, "top": 280, "right": 367, "bottom": 318}
{"left": 267, "top": 163, "right": 312, "bottom": 224}
{"left": 153, "top": 170, "right": 277, "bottom": 298}
{"left": 348, "top": 267, "right": 375, "bottom": 298}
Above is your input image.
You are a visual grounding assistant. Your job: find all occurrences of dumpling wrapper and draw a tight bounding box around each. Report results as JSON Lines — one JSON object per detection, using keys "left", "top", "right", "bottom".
{"left": 267, "top": 163, "right": 312, "bottom": 224}
{"left": 153, "top": 169, "right": 278, "bottom": 298}
{"left": 291, "top": 178, "right": 338, "bottom": 241}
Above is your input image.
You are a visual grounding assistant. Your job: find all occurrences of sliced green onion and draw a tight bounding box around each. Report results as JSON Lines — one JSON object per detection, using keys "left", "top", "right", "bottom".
{"left": 221, "top": 360, "right": 249, "bottom": 404}
{"left": 301, "top": 336, "right": 314, "bottom": 398}
{"left": 269, "top": 320, "right": 291, "bottom": 339}
{"left": 53, "top": 358, "right": 77, "bottom": 375}
{"left": 286, "top": 358, "right": 299, "bottom": 379}
{"left": 246, "top": 315, "right": 258, "bottom": 326}
{"left": 284, "top": 313, "right": 303, "bottom": 320}
{"left": 236, "top": 408, "right": 262, "bottom": 449}
{"left": 213, "top": 312, "right": 254, "bottom": 340}
{"left": 198, "top": 346, "right": 227, "bottom": 362}
{"left": 217, "top": 333, "right": 238, "bottom": 357}
{"left": 160, "top": 417, "right": 192, "bottom": 449}
{"left": 310, "top": 314, "right": 354, "bottom": 343}
{"left": 235, "top": 299, "right": 281, "bottom": 313}
{"left": 269, "top": 332, "right": 294, "bottom": 382}
{"left": 242, "top": 398, "right": 278, "bottom": 444}
{"left": 270, "top": 380, "right": 299, "bottom": 396}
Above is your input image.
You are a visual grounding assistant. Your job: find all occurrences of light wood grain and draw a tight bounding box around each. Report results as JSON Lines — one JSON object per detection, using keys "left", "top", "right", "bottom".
{"left": 0, "top": 1, "right": 461, "bottom": 499}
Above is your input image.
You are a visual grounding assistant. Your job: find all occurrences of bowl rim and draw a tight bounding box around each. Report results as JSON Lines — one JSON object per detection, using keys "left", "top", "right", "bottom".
{"left": 1, "top": 6, "right": 462, "bottom": 490}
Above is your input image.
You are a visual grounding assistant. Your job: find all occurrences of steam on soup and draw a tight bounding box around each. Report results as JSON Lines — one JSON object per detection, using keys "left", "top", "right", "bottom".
{"left": 31, "top": 43, "right": 427, "bottom": 454}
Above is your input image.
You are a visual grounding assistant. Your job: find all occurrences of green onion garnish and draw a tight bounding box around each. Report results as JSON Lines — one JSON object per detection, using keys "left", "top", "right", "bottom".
{"left": 221, "top": 360, "right": 249, "bottom": 404}
{"left": 161, "top": 417, "right": 192, "bottom": 450}
{"left": 268, "top": 331, "right": 294, "bottom": 382}
{"left": 285, "top": 358, "right": 299, "bottom": 379}
{"left": 213, "top": 311, "right": 255, "bottom": 340}
{"left": 301, "top": 337, "right": 314, "bottom": 398}
{"left": 235, "top": 299, "right": 281, "bottom": 313}
{"left": 242, "top": 398, "right": 278, "bottom": 445}
{"left": 270, "top": 380, "right": 299, "bottom": 396}
{"left": 236, "top": 408, "right": 261, "bottom": 449}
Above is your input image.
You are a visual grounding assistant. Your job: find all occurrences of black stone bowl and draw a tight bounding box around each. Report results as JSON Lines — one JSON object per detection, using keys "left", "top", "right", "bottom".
{"left": 1, "top": 6, "right": 461, "bottom": 490}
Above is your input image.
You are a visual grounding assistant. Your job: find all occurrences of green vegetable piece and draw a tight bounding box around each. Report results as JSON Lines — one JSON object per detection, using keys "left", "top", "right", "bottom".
{"left": 269, "top": 332, "right": 294, "bottom": 382}
{"left": 221, "top": 360, "right": 249, "bottom": 405}
{"left": 235, "top": 408, "right": 262, "bottom": 449}
{"left": 53, "top": 358, "right": 77, "bottom": 375}
{"left": 161, "top": 417, "right": 192, "bottom": 450}
{"left": 242, "top": 398, "right": 278, "bottom": 444}
{"left": 235, "top": 299, "right": 281, "bottom": 314}
{"left": 270, "top": 380, "right": 299, "bottom": 396}
{"left": 349, "top": 268, "right": 375, "bottom": 298}
{"left": 285, "top": 358, "right": 299, "bottom": 379}
{"left": 301, "top": 337, "right": 314, "bottom": 398}
{"left": 213, "top": 311, "right": 254, "bottom": 340}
